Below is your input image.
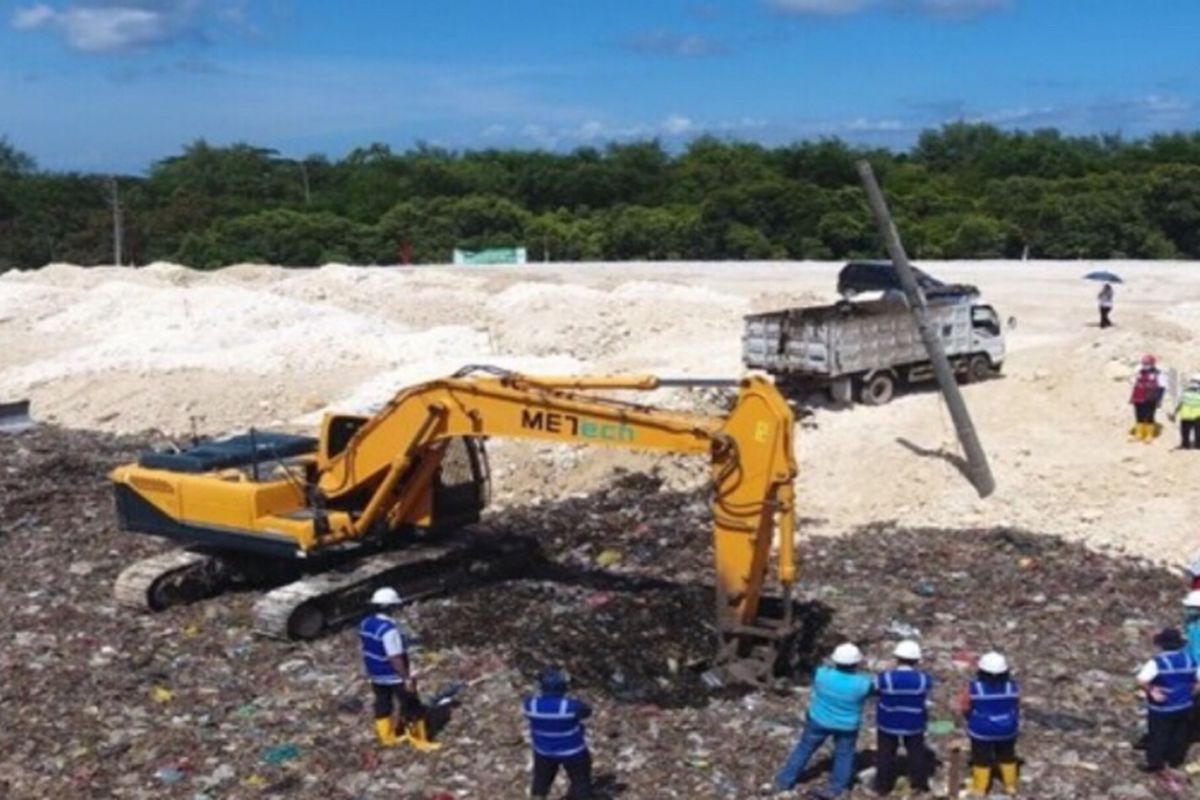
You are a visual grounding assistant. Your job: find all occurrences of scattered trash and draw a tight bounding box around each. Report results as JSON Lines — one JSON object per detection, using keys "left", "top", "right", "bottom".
{"left": 0, "top": 427, "right": 1190, "bottom": 798}
{"left": 912, "top": 579, "right": 937, "bottom": 597}
{"left": 261, "top": 743, "right": 301, "bottom": 765}
{"left": 429, "top": 682, "right": 465, "bottom": 707}
{"left": 928, "top": 719, "right": 956, "bottom": 736}
{"left": 1026, "top": 708, "right": 1097, "bottom": 732}
{"left": 886, "top": 619, "right": 921, "bottom": 639}
{"left": 596, "top": 549, "right": 623, "bottom": 568}
{"left": 153, "top": 766, "right": 186, "bottom": 785}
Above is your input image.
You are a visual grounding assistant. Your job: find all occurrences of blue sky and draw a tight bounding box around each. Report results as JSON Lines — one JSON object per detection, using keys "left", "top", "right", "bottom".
{"left": 1, "top": 0, "right": 1196, "bottom": 173}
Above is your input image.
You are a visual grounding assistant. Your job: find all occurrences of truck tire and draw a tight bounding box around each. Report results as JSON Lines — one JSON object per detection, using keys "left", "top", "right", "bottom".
{"left": 966, "top": 355, "right": 992, "bottom": 384}
{"left": 859, "top": 372, "right": 895, "bottom": 406}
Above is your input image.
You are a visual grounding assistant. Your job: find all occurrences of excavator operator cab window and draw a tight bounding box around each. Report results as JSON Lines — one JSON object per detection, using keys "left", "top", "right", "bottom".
{"left": 971, "top": 305, "right": 1001, "bottom": 337}
{"left": 324, "top": 415, "right": 369, "bottom": 460}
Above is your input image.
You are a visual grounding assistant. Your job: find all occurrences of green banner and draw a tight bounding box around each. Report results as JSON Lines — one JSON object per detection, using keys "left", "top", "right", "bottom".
{"left": 452, "top": 247, "right": 527, "bottom": 265}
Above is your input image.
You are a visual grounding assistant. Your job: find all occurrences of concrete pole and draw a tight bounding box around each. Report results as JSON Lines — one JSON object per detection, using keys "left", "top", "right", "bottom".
{"left": 109, "top": 176, "right": 123, "bottom": 267}
{"left": 856, "top": 160, "right": 996, "bottom": 498}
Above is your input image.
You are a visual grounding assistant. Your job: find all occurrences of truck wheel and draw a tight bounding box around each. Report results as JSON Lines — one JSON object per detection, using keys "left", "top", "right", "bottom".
{"left": 966, "top": 355, "right": 992, "bottom": 384}
{"left": 860, "top": 372, "right": 895, "bottom": 406}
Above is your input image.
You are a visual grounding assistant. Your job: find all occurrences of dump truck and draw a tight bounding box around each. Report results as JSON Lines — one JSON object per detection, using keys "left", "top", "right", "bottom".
{"left": 743, "top": 261, "right": 1006, "bottom": 405}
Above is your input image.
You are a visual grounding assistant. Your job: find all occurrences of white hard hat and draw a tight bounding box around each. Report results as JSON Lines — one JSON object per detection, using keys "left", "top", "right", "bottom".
{"left": 978, "top": 651, "right": 1009, "bottom": 675}
{"left": 1184, "top": 590, "right": 1200, "bottom": 609}
{"left": 894, "top": 640, "right": 922, "bottom": 661}
{"left": 831, "top": 643, "right": 863, "bottom": 666}
{"left": 371, "top": 587, "right": 402, "bottom": 607}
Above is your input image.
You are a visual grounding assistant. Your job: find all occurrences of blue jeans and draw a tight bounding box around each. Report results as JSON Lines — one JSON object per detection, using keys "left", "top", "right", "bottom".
{"left": 776, "top": 721, "right": 859, "bottom": 795}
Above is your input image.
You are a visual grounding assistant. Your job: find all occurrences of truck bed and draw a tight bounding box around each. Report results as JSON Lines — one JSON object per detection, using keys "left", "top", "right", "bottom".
{"left": 743, "top": 295, "right": 974, "bottom": 377}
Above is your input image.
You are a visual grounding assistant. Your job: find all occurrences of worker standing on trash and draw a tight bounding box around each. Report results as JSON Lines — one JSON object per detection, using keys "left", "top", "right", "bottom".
{"left": 358, "top": 587, "right": 441, "bottom": 751}
{"left": 1130, "top": 355, "right": 1167, "bottom": 443}
{"left": 873, "top": 640, "right": 934, "bottom": 795}
{"left": 1098, "top": 283, "right": 1115, "bottom": 328}
{"left": 775, "top": 642, "right": 874, "bottom": 799}
{"left": 1168, "top": 376, "right": 1200, "bottom": 449}
{"left": 959, "top": 651, "right": 1020, "bottom": 796}
{"left": 1137, "top": 627, "right": 1199, "bottom": 784}
{"left": 523, "top": 668, "right": 594, "bottom": 800}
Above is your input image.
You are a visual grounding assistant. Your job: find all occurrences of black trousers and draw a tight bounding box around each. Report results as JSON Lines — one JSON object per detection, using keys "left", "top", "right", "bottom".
{"left": 1135, "top": 402, "right": 1158, "bottom": 425}
{"left": 1182, "top": 420, "right": 1200, "bottom": 449}
{"left": 970, "top": 737, "right": 1017, "bottom": 767}
{"left": 371, "top": 683, "right": 422, "bottom": 720}
{"left": 1148, "top": 710, "right": 1192, "bottom": 770}
{"left": 1100, "top": 306, "right": 1112, "bottom": 328}
{"left": 531, "top": 751, "right": 592, "bottom": 799}
{"left": 875, "top": 731, "right": 932, "bottom": 793}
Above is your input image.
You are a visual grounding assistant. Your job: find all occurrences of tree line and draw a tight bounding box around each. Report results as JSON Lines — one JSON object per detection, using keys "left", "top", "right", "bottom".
{"left": 2, "top": 122, "right": 1200, "bottom": 270}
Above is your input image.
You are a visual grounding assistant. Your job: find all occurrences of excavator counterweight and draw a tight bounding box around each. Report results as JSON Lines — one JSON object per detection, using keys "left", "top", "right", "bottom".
{"left": 110, "top": 368, "right": 801, "bottom": 684}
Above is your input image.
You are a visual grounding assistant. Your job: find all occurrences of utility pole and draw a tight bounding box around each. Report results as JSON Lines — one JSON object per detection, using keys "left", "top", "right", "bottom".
{"left": 298, "top": 161, "right": 311, "bottom": 206}
{"left": 108, "top": 176, "right": 124, "bottom": 267}
{"left": 856, "top": 160, "right": 995, "bottom": 498}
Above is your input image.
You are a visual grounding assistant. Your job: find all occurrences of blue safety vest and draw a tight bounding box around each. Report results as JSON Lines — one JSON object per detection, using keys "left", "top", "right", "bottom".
{"left": 876, "top": 668, "right": 932, "bottom": 736}
{"left": 522, "top": 694, "right": 591, "bottom": 758}
{"left": 967, "top": 679, "right": 1020, "bottom": 742}
{"left": 359, "top": 614, "right": 404, "bottom": 685}
{"left": 1148, "top": 650, "right": 1198, "bottom": 715}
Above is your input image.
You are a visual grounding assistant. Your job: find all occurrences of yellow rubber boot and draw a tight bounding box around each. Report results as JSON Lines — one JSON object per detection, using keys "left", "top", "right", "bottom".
{"left": 407, "top": 718, "right": 442, "bottom": 752}
{"left": 374, "top": 718, "right": 404, "bottom": 747}
{"left": 999, "top": 761, "right": 1019, "bottom": 795}
{"left": 971, "top": 766, "right": 992, "bottom": 796}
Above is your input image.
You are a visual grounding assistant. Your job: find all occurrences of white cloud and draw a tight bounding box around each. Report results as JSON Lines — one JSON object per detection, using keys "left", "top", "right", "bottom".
{"left": 663, "top": 115, "right": 696, "bottom": 135}
{"left": 844, "top": 117, "right": 906, "bottom": 132}
{"left": 620, "top": 30, "right": 730, "bottom": 58}
{"left": 11, "top": 3, "right": 56, "bottom": 28}
{"left": 8, "top": 1, "right": 243, "bottom": 54}
{"left": 766, "top": 0, "right": 871, "bottom": 14}
{"left": 907, "top": 0, "right": 1012, "bottom": 20}
{"left": 765, "top": 0, "right": 1012, "bottom": 19}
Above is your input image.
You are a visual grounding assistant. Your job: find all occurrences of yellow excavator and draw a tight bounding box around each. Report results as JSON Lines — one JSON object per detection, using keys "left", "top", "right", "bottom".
{"left": 111, "top": 367, "right": 800, "bottom": 683}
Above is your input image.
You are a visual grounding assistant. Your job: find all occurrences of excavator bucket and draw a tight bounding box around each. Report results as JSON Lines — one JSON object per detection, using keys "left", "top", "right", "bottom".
{"left": 0, "top": 400, "right": 33, "bottom": 434}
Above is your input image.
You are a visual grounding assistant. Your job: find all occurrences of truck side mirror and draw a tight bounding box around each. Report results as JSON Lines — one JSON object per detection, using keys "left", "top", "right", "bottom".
{"left": 1007, "top": 316, "right": 1018, "bottom": 331}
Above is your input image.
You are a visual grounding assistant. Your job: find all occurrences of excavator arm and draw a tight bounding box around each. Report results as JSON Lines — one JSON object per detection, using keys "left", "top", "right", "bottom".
{"left": 312, "top": 369, "right": 797, "bottom": 635}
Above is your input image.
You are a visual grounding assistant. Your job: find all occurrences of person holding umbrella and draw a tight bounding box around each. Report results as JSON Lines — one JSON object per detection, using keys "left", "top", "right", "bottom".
{"left": 1085, "top": 270, "right": 1121, "bottom": 328}
{"left": 1098, "top": 283, "right": 1114, "bottom": 328}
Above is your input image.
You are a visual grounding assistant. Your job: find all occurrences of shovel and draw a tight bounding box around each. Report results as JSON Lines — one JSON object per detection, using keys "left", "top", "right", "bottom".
{"left": 0, "top": 400, "right": 33, "bottom": 434}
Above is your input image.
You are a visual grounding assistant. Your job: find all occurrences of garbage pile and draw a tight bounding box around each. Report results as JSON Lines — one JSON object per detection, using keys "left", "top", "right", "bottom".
{"left": 0, "top": 426, "right": 1188, "bottom": 798}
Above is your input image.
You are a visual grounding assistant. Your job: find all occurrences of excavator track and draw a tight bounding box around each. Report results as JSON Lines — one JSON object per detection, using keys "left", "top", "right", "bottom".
{"left": 253, "top": 533, "right": 535, "bottom": 640}
{"left": 113, "top": 549, "right": 230, "bottom": 612}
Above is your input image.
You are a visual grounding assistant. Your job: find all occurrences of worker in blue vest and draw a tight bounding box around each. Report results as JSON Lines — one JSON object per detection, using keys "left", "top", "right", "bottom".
{"left": 873, "top": 640, "right": 934, "bottom": 795}
{"left": 522, "top": 668, "right": 593, "bottom": 800}
{"left": 775, "top": 642, "right": 874, "bottom": 798}
{"left": 958, "top": 651, "right": 1020, "bottom": 796}
{"left": 1137, "top": 627, "right": 1200, "bottom": 779}
{"left": 358, "top": 587, "right": 441, "bottom": 751}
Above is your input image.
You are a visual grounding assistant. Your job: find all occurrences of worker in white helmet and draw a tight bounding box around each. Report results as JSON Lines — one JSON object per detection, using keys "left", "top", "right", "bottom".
{"left": 775, "top": 642, "right": 874, "bottom": 798}
{"left": 358, "top": 587, "right": 440, "bottom": 751}
{"left": 958, "top": 651, "right": 1020, "bottom": 796}
{"left": 873, "top": 640, "right": 934, "bottom": 795}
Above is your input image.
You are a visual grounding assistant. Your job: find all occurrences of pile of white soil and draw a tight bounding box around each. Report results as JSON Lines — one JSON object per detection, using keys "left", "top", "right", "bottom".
{"left": 3, "top": 259, "right": 1198, "bottom": 564}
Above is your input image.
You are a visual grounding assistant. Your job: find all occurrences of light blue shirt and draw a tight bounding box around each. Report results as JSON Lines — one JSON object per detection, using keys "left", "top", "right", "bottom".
{"left": 1186, "top": 616, "right": 1200, "bottom": 665}
{"left": 808, "top": 666, "right": 874, "bottom": 731}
